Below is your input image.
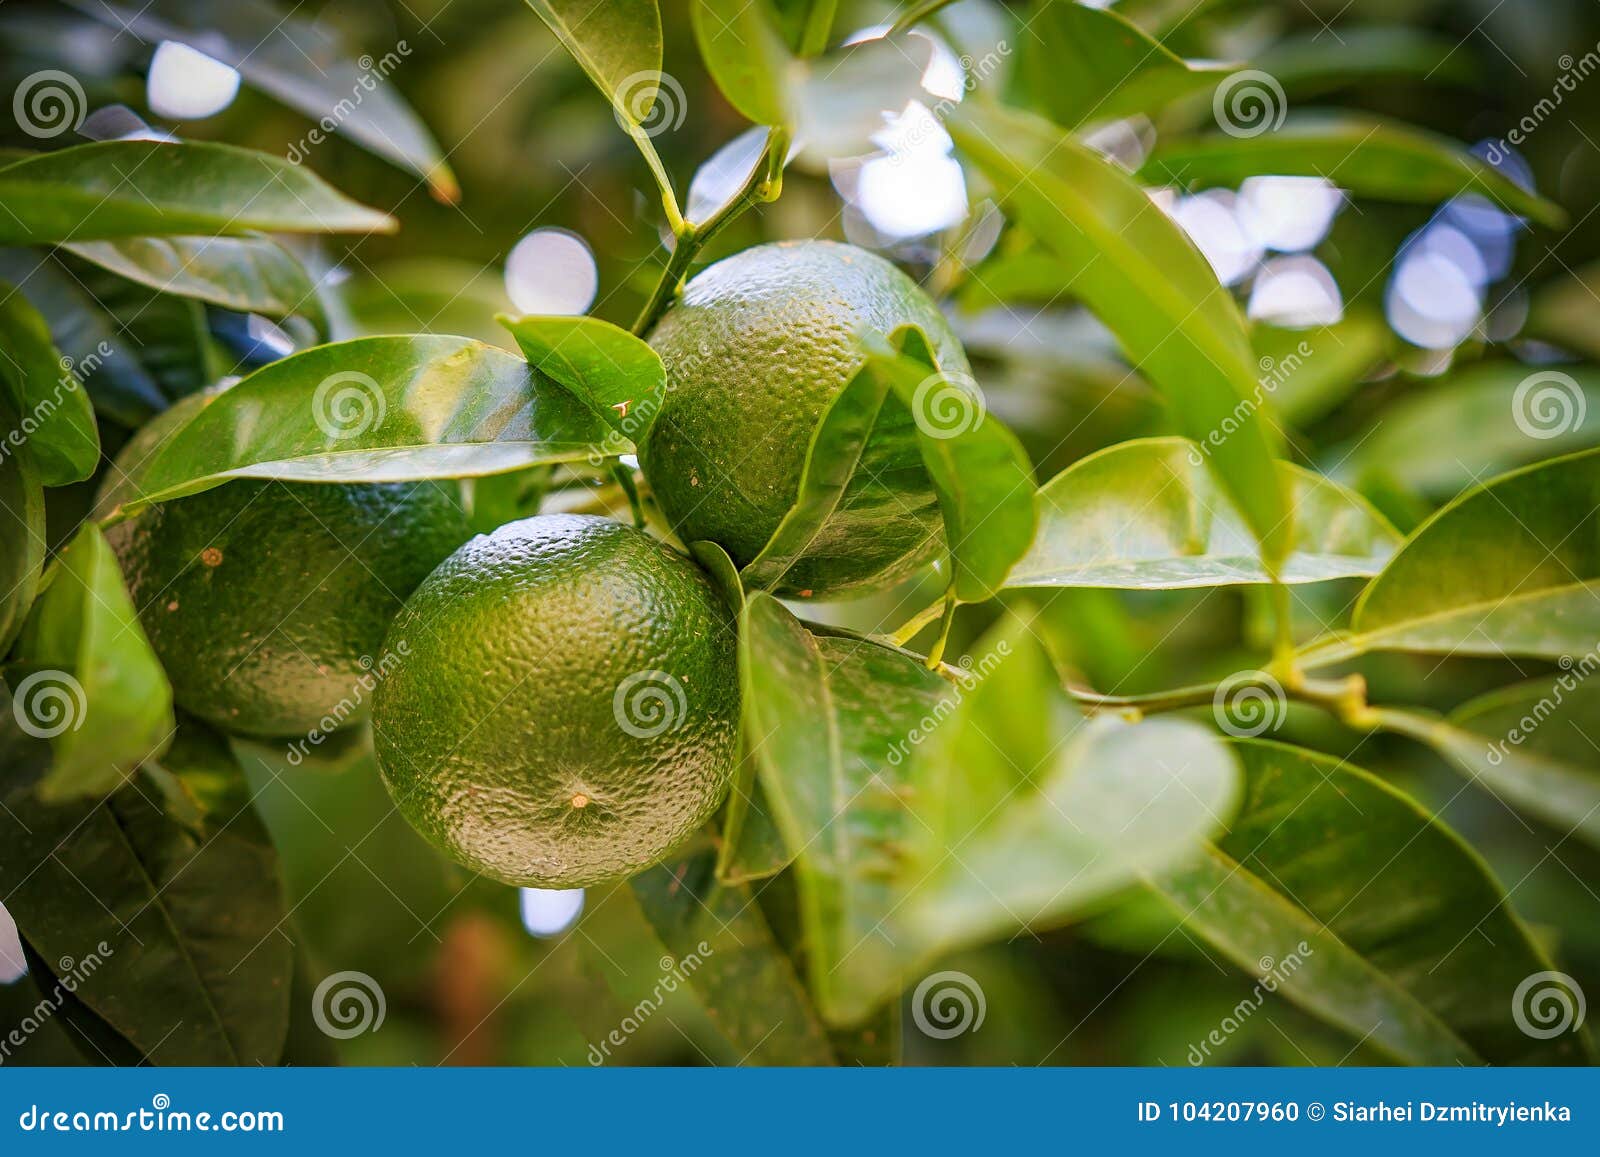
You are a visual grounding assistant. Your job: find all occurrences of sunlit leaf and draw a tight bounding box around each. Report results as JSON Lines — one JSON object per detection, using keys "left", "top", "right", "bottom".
{"left": 525, "top": 0, "right": 665, "bottom": 125}
{"left": 500, "top": 314, "right": 665, "bottom": 441}
{"left": 692, "top": 0, "right": 792, "bottom": 126}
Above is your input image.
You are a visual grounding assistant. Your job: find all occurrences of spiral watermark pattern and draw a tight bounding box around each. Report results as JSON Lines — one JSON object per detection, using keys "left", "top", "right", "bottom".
{"left": 911, "top": 369, "right": 986, "bottom": 440}
{"left": 1512, "top": 970, "right": 1586, "bottom": 1039}
{"left": 1512, "top": 370, "right": 1586, "bottom": 440}
{"left": 13, "top": 70, "right": 87, "bottom": 139}
{"left": 614, "top": 70, "right": 687, "bottom": 138}
{"left": 312, "top": 371, "right": 386, "bottom": 440}
{"left": 911, "top": 970, "right": 987, "bottom": 1039}
{"left": 11, "top": 669, "right": 88, "bottom": 739}
{"left": 612, "top": 670, "right": 687, "bottom": 739}
{"left": 1213, "top": 69, "right": 1287, "bottom": 139}
{"left": 311, "top": 970, "right": 387, "bottom": 1039}
{"left": 1212, "top": 670, "right": 1287, "bottom": 738}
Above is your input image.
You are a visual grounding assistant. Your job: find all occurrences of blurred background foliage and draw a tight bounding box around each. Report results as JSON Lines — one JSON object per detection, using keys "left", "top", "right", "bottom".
{"left": 5, "top": 0, "right": 1600, "bottom": 1065}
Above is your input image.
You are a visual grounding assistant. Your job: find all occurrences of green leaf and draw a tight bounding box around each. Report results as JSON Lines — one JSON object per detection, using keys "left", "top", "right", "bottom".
{"left": 62, "top": 235, "right": 324, "bottom": 329}
{"left": 13, "top": 523, "right": 174, "bottom": 800}
{"left": 95, "top": 335, "right": 613, "bottom": 518}
{"left": 1255, "top": 27, "right": 1477, "bottom": 96}
{"left": 63, "top": 0, "right": 458, "bottom": 200}
{"left": 1019, "top": 1, "right": 1233, "bottom": 129}
{"left": 743, "top": 597, "right": 1237, "bottom": 1023}
{"left": 1348, "top": 447, "right": 1600, "bottom": 660}
{"left": 1527, "top": 260, "right": 1600, "bottom": 361}
{"left": 524, "top": 0, "right": 665, "bottom": 124}
{"left": 341, "top": 258, "right": 515, "bottom": 348}
{"left": 949, "top": 100, "right": 1292, "bottom": 571}
{"left": 0, "top": 437, "right": 45, "bottom": 655}
{"left": 0, "top": 710, "right": 293, "bottom": 1064}
{"left": 1254, "top": 312, "right": 1389, "bottom": 427}
{"left": 1377, "top": 683, "right": 1600, "bottom": 851}
{"left": 0, "top": 285, "right": 99, "bottom": 484}
{"left": 499, "top": 314, "right": 665, "bottom": 442}
{"left": 1148, "top": 740, "right": 1592, "bottom": 1065}
{"left": 1143, "top": 116, "right": 1566, "bottom": 229}
{"left": 630, "top": 849, "right": 838, "bottom": 1064}
{"left": 1338, "top": 363, "right": 1600, "bottom": 497}
{"left": 692, "top": 0, "right": 794, "bottom": 127}
{"left": 0, "top": 141, "right": 395, "bottom": 244}
{"left": 1008, "top": 437, "right": 1399, "bottom": 590}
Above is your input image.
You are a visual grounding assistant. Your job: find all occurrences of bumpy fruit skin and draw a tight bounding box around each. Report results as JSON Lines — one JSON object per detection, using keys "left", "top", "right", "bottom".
{"left": 641, "top": 239, "right": 968, "bottom": 597}
{"left": 371, "top": 514, "right": 740, "bottom": 888}
{"left": 106, "top": 479, "right": 471, "bottom": 739}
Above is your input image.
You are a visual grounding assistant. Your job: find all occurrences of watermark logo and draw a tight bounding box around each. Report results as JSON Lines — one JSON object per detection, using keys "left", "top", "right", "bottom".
{"left": 1213, "top": 70, "right": 1287, "bottom": 139}
{"left": 11, "top": 670, "right": 87, "bottom": 739}
{"left": 312, "top": 371, "right": 386, "bottom": 440}
{"left": 1186, "top": 942, "right": 1312, "bottom": 1064}
{"left": 1512, "top": 970, "right": 1586, "bottom": 1040}
{"left": 13, "top": 70, "right": 86, "bottom": 138}
{"left": 1212, "top": 670, "right": 1287, "bottom": 739}
{"left": 587, "top": 943, "right": 713, "bottom": 1064}
{"left": 286, "top": 43, "right": 412, "bottom": 165}
{"left": 911, "top": 970, "right": 986, "bottom": 1039}
{"left": 1, "top": 942, "right": 115, "bottom": 1065}
{"left": 311, "top": 971, "right": 386, "bottom": 1039}
{"left": 1187, "top": 342, "right": 1312, "bottom": 464}
{"left": 911, "top": 369, "right": 986, "bottom": 440}
{"left": 614, "top": 70, "right": 687, "bottom": 138}
{"left": 1512, "top": 370, "right": 1586, "bottom": 440}
{"left": 612, "top": 670, "right": 687, "bottom": 739}
{"left": 285, "top": 645, "right": 408, "bottom": 766}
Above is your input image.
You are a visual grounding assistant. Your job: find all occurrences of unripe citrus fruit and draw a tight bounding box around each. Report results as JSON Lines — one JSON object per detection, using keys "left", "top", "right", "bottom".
{"left": 107, "top": 477, "right": 472, "bottom": 739}
{"left": 641, "top": 239, "right": 968, "bottom": 597}
{"left": 371, "top": 514, "right": 740, "bottom": 887}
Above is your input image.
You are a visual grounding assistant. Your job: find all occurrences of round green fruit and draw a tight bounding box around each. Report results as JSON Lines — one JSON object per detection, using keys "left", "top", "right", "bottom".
{"left": 106, "top": 476, "right": 472, "bottom": 740}
{"left": 640, "top": 239, "right": 968, "bottom": 598}
{"left": 371, "top": 514, "right": 740, "bottom": 888}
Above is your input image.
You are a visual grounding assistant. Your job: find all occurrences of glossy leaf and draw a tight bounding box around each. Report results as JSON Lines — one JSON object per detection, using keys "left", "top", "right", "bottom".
{"left": 0, "top": 711, "right": 292, "bottom": 1064}
{"left": 1008, "top": 437, "right": 1399, "bottom": 590}
{"left": 692, "top": 0, "right": 793, "bottom": 126}
{"left": 743, "top": 597, "right": 1236, "bottom": 1023}
{"left": 1019, "top": 1, "right": 1232, "bottom": 129}
{"left": 524, "top": 0, "right": 665, "bottom": 124}
{"left": 1149, "top": 740, "right": 1591, "bottom": 1065}
{"left": 630, "top": 850, "right": 837, "bottom": 1064}
{"left": 0, "top": 439, "right": 45, "bottom": 655}
{"left": 95, "top": 335, "right": 613, "bottom": 518}
{"left": 500, "top": 314, "right": 665, "bottom": 441}
{"left": 63, "top": 235, "right": 324, "bottom": 328}
{"left": 0, "top": 285, "right": 99, "bottom": 484}
{"left": 1349, "top": 448, "right": 1600, "bottom": 659}
{"left": 1143, "top": 116, "right": 1565, "bottom": 229}
{"left": 14, "top": 523, "right": 174, "bottom": 800}
{"left": 64, "top": 0, "right": 458, "bottom": 199}
{"left": 949, "top": 100, "right": 1292, "bottom": 571}
{"left": 0, "top": 141, "right": 395, "bottom": 245}
{"left": 1338, "top": 362, "right": 1600, "bottom": 497}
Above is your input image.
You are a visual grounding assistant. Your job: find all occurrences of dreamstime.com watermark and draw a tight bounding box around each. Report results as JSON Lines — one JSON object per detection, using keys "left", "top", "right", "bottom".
{"left": 1483, "top": 42, "right": 1600, "bottom": 165}
{"left": 311, "top": 971, "right": 386, "bottom": 1040}
{"left": 585, "top": 377, "right": 677, "bottom": 468}
{"left": 285, "top": 43, "right": 412, "bottom": 165}
{"left": 613, "top": 669, "right": 688, "bottom": 739}
{"left": 910, "top": 368, "right": 986, "bottom": 439}
{"left": 312, "top": 370, "right": 386, "bottom": 440}
{"left": 1511, "top": 369, "right": 1587, "bottom": 440}
{"left": 1185, "top": 941, "right": 1313, "bottom": 1064}
{"left": 1512, "top": 971, "right": 1586, "bottom": 1040}
{"left": 911, "top": 970, "right": 986, "bottom": 1038}
{"left": 1212, "top": 670, "right": 1288, "bottom": 739}
{"left": 10, "top": 669, "right": 87, "bottom": 739}
{"left": 1212, "top": 69, "right": 1287, "bottom": 139}
{"left": 885, "top": 639, "right": 1011, "bottom": 767}
{"left": 0, "top": 342, "right": 112, "bottom": 468}
{"left": 885, "top": 40, "right": 1011, "bottom": 160}
{"left": 0, "top": 942, "right": 114, "bottom": 1065}
{"left": 285, "top": 644, "right": 409, "bottom": 766}
{"left": 587, "top": 943, "right": 713, "bottom": 1064}
{"left": 1483, "top": 644, "right": 1600, "bottom": 766}
{"left": 1186, "top": 342, "right": 1313, "bottom": 464}
{"left": 17, "top": 1095, "right": 283, "bottom": 1134}
{"left": 612, "top": 70, "right": 687, "bottom": 138}
{"left": 12, "top": 69, "right": 86, "bottom": 138}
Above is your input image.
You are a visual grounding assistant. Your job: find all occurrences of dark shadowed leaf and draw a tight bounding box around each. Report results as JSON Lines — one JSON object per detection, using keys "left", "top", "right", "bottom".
{"left": 0, "top": 710, "right": 292, "bottom": 1064}
{"left": 0, "top": 438, "right": 45, "bottom": 654}
{"left": 63, "top": 0, "right": 458, "bottom": 200}
{"left": 1008, "top": 437, "right": 1399, "bottom": 589}
{"left": 95, "top": 335, "right": 613, "bottom": 517}
{"left": 630, "top": 850, "right": 837, "bottom": 1064}
{"left": 1143, "top": 116, "right": 1565, "bottom": 229}
{"left": 1148, "top": 740, "right": 1593, "bottom": 1065}
{"left": 13, "top": 523, "right": 173, "bottom": 800}
{"left": 0, "top": 285, "right": 98, "bottom": 484}
{"left": 63, "top": 235, "right": 324, "bottom": 330}
{"left": 1346, "top": 448, "right": 1600, "bottom": 660}
{"left": 1256, "top": 27, "right": 1476, "bottom": 96}
{"left": 0, "top": 141, "right": 395, "bottom": 244}
{"left": 1019, "top": 1, "right": 1232, "bottom": 129}
{"left": 950, "top": 100, "right": 1292, "bottom": 571}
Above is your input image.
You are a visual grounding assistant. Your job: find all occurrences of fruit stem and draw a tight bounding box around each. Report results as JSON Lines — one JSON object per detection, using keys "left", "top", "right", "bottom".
{"left": 610, "top": 462, "right": 646, "bottom": 528}
{"left": 923, "top": 590, "right": 958, "bottom": 669}
{"left": 631, "top": 128, "right": 789, "bottom": 337}
{"left": 890, "top": 598, "right": 946, "bottom": 646}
